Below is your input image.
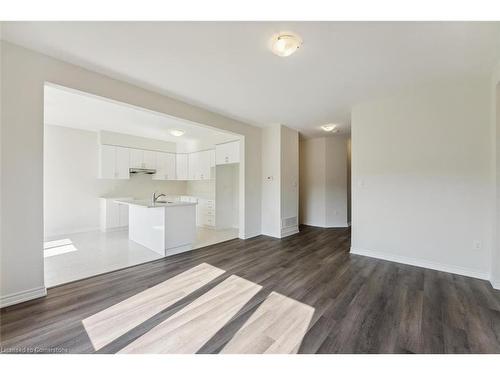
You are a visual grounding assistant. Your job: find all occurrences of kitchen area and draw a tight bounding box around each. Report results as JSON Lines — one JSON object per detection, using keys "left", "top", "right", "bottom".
{"left": 43, "top": 83, "right": 242, "bottom": 287}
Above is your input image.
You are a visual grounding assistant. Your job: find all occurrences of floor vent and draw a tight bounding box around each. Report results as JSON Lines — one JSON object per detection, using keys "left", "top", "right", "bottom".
{"left": 282, "top": 216, "right": 298, "bottom": 228}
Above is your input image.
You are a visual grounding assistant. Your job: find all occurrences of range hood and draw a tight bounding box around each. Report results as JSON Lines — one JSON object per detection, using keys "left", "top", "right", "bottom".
{"left": 129, "top": 168, "right": 157, "bottom": 175}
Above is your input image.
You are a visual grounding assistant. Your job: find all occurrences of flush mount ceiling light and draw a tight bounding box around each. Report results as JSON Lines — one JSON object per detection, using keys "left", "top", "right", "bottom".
{"left": 321, "top": 124, "right": 338, "bottom": 132}
{"left": 170, "top": 129, "right": 185, "bottom": 137}
{"left": 270, "top": 32, "right": 303, "bottom": 57}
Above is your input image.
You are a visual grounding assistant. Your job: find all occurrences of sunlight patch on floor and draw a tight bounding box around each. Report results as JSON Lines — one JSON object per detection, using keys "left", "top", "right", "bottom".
{"left": 82, "top": 263, "right": 225, "bottom": 350}
{"left": 221, "top": 291, "right": 315, "bottom": 354}
{"left": 43, "top": 239, "right": 77, "bottom": 258}
{"left": 119, "top": 274, "right": 262, "bottom": 354}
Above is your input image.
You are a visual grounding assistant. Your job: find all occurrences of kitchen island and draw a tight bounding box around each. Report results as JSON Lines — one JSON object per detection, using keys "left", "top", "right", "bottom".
{"left": 114, "top": 199, "right": 197, "bottom": 256}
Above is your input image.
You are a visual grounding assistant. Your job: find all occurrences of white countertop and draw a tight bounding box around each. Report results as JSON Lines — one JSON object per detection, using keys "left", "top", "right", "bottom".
{"left": 114, "top": 198, "right": 197, "bottom": 208}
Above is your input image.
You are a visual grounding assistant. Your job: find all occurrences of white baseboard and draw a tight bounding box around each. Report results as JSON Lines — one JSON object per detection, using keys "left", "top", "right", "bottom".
{"left": 280, "top": 225, "right": 299, "bottom": 238}
{"left": 301, "top": 222, "right": 349, "bottom": 229}
{"left": 490, "top": 279, "right": 500, "bottom": 290}
{"left": 0, "top": 286, "right": 47, "bottom": 308}
{"left": 350, "top": 247, "right": 490, "bottom": 281}
{"left": 165, "top": 244, "right": 193, "bottom": 257}
{"left": 240, "top": 232, "right": 260, "bottom": 240}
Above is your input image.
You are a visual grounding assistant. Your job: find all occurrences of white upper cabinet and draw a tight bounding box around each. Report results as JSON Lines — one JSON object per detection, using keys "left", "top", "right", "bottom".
{"left": 99, "top": 145, "right": 130, "bottom": 179}
{"left": 115, "top": 147, "right": 131, "bottom": 179}
{"left": 153, "top": 152, "right": 176, "bottom": 180}
{"left": 216, "top": 141, "right": 240, "bottom": 165}
{"left": 129, "top": 149, "right": 156, "bottom": 169}
{"left": 176, "top": 154, "right": 189, "bottom": 180}
{"left": 187, "top": 149, "right": 215, "bottom": 180}
{"left": 143, "top": 151, "right": 156, "bottom": 169}
{"left": 188, "top": 152, "right": 200, "bottom": 180}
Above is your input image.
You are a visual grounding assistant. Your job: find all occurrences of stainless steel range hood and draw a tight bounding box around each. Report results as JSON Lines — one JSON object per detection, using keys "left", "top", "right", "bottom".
{"left": 129, "top": 168, "right": 157, "bottom": 175}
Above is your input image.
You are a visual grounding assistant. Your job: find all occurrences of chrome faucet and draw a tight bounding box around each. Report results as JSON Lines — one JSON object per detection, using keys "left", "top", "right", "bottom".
{"left": 152, "top": 192, "right": 166, "bottom": 205}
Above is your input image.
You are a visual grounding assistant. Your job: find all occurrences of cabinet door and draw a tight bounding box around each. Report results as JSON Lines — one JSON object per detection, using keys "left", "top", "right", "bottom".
{"left": 143, "top": 150, "right": 156, "bottom": 169}
{"left": 165, "top": 153, "right": 176, "bottom": 180}
{"left": 176, "top": 154, "right": 188, "bottom": 180}
{"left": 216, "top": 141, "right": 240, "bottom": 165}
{"left": 99, "top": 145, "right": 116, "bottom": 179}
{"left": 153, "top": 152, "right": 167, "bottom": 180}
{"left": 227, "top": 141, "right": 240, "bottom": 163}
{"left": 107, "top": 200, "right": 120, "bottom": 228}
{"left": 208, "top": 149, "right": 216, "bottom": 179}
{"left": 118, "top": 203, "right": 129, "bottom": 227}
{"left": 188, "top": 152, "right": 200, "bottom": 180}
{"left": 129, "top": 149, "right": 143, "bottom": 168}
{"left": 115, "top": 147, "right": 130, "bottom": 179}
{"left": 199, "top": 150, "right": 211, "bottom": 180}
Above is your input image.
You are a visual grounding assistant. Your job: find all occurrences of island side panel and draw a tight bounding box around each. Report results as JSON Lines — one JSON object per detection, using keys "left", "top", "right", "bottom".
{"left": 164, "top": 204, "right": 197, "bottom": 256}
{"left": 129, "top": 205, "right": 165, "bottom": 255}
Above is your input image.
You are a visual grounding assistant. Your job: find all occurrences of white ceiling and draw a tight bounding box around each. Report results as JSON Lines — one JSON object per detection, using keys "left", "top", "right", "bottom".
{"left": 4, "top": 22, "right": 500, "bottom": 137}
{"left": 44, "top": 84, "right": 239, "bottom": 145}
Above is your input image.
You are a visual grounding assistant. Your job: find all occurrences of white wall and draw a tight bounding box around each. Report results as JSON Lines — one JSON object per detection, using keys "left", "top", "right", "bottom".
{"left": 325, "top": 137, "right": 349, "bottom": 227}
{"left": 299, "top": 137, "right": 349, "bottom": 228}
{"left": 490, "top": 61, "right": 500, "bottom": 289}
{"left": 299, "top": 138, "right": 326, "bottom": 226}
{"left": 351, "top": 77, "right": 493, "bottom": 280}
{"left": 261, "top": 124, "right": 299, "bottom": 238}
{"left": 280, "top": 125, "right": 299, "bottom": 233}
{"left": 261, "top": 125, "right": 281, "bottom": 238}
{"left": 0, "top": 40, "right": 262, "bottom": 307}
{"left": 186, "top": 180, "right": 215, "bottom": 200}
{"left": 44, "top": 125, "right": 187, "bottom": 238}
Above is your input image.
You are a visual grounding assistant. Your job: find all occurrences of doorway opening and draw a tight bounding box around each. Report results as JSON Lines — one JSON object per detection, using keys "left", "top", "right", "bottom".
{"left": 43, "top": 83, "right": 245, "bottom": 287}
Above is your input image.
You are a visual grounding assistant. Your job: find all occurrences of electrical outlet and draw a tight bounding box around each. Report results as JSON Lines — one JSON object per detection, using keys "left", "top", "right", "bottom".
{"left": 473, "top": 240, "right": 482, "bottom": 250}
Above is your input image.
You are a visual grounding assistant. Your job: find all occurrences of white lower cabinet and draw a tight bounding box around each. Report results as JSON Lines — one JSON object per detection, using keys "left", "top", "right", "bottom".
{"left": 197, "top": 198, "right": 215, "bottom": 228}
{"left": 100, "top": 197, "right": 131, "bottom": 232}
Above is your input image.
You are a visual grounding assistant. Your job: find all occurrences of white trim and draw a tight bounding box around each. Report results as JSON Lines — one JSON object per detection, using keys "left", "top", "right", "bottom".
{"left": 165, "top": 244, "right": 193, "bottom": 257}
{"left": 491, "top": 279, "right": 500, "bottom": 290}
{"left": 350, "top": 247, "right": 490, "bottom": 281}
{"left": 280, "top": 226, "right": 299, "bottom": 238}
{"left": 0, "top": 286, "right": 47, "bottom": 308}
{"left": 240, "top": 231, "right": 260, "bottom": 240}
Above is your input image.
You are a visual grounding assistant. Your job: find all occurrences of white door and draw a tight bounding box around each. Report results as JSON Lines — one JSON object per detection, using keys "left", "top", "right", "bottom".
{"left": 115, "top": 147, "right": 130, "bottom": 179}
{"left": 129, "top": 149, "right": 143, "bottom": 168}
{"left": 176, "top": 154, "right": 188, "bottom": 180}
{"left": 99, "top": 145, "right": 115, "bottom": 179}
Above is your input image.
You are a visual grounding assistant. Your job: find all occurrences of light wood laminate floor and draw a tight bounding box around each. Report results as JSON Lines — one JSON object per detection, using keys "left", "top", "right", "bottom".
{"left": 2, "top": 226, "right": 500, "bottom": 354}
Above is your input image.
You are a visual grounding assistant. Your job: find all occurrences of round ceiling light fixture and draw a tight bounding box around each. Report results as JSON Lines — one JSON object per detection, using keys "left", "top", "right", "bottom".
{"left": 270, "top": 32, "right": 303, "bottom": 57}
{"left": 170, "top": 129, "right": 185, "bottom": 137}
{"left": 321, "top": 124, "right": 338, "bottom": 132}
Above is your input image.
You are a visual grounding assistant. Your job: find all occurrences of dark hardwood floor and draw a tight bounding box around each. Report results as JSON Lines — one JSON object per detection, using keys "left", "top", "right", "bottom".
{"left": 2, "top": 225, "right": 500, "bottom": 353}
